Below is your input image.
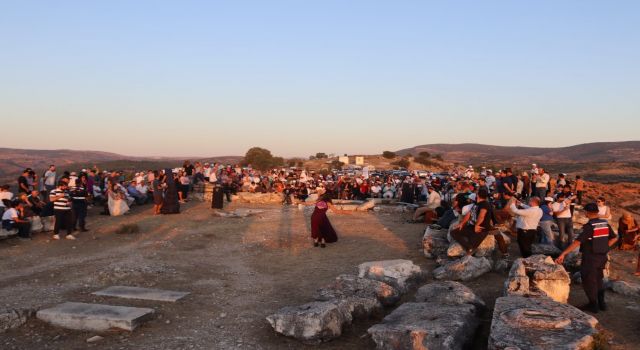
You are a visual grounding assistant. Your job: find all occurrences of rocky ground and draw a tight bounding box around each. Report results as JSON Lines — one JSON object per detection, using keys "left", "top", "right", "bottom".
{"left": 1, "top": 200, "right": 640, "bottom": 349}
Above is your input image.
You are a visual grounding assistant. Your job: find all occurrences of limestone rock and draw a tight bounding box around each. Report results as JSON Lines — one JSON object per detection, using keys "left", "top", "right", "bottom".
{"left": 358, "top": 260, "right": 423, "bottom": 293}
{"left": 433, "top": 256, "right": 492, "bottom": 282}
{"left": 414, "top": 281, "right": 485, "bottom": 311}
{"left": 1, "top": 309, "right": 33, "bottom": 332}
{"left": 488, "top": 296, "right": 598, "bottom": 350}
{"left": 493, "top": 258, "right": 511, "bottom": 274}
{"left": 357, "top": 200, "right": 376, "bottom": 211}
{"left": 447, "top": 235, "right": 496, "bottom": 258}
{"left": 314, "top": 274, "right": 400, "bottom": 307}
{"left": 266, "top": 300, "right": 352, "bottom": 343}
{"left": 531, "top": 244, "right": 562, "bottom": 257}
{"left": 236, "top": 192, "right": 283, "bottom": 204}
{"left": 422, "top": 227, "right": 450, "bottom": 259}
{"left": 609, "top": 280, "right": 640, "bottom": 297}
{"left": 368, "top": 302, "right": 479, "bottom": 350}
{"left": 504, "top": 255, "right": 570, "bottom": 303}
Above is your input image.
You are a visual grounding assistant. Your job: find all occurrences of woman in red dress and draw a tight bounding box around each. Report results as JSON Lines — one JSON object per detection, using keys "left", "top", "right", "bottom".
{"left": 309, "top": 193, "right": 349, "bottom": 248}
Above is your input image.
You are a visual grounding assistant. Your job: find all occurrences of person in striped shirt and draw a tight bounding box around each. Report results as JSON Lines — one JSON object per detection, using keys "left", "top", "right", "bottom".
{"left": 49, "top": 181, "right": 75, "bottom": 240}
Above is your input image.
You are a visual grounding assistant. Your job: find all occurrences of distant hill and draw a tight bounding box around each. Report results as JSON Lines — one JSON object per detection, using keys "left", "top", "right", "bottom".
{"left": 0, "top": 148, "right": 242, "bottom": 183}
{"left": 396, "top": 141, "right": 640, "bottom": 165}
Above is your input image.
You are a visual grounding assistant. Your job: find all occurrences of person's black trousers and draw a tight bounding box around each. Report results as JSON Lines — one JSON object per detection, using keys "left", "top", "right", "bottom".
{"left": 54, "top": 209, "right": 73, "bottom": 237}
{"left": 517, "top": 228, "right": 537, "bottom": 258}
{"left": 581, "top": 254, "right": 607, "bottom": 304}
{"left": 451, "top": 226, "right": 489, "bottom": 252}
{"left": 72, "top": 202, "right": 87, "bottom": 230}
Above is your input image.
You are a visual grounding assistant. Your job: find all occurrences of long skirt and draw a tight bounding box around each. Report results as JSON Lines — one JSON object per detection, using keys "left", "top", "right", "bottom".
{"left": 311, "top": 211, "right": 338, "bottom": 243}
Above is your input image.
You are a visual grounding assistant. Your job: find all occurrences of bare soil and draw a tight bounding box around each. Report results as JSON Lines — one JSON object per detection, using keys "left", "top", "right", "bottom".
{"left": 1, "top": 201, "right": 639, "bottom": 349}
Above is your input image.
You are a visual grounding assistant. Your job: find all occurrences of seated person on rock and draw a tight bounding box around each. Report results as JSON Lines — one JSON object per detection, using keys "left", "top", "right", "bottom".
{"left": 411, "top": 186, "right": 441, "bottom": 223}
{"left": 450, "top": 188, "right": 494, "bottom": 256}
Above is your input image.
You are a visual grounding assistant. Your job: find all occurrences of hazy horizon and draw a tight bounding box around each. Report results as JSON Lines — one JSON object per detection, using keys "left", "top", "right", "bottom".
{"left": 2, "top": 1, "right": 639, "bottom": 157}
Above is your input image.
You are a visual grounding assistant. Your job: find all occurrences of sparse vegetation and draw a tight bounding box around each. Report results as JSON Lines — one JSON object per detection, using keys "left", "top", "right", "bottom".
{"left": 419, "top": 151, "right": 431, "bottom": 158}
{"left": 392, "top": 158, "right": 410, "bottom": 168}
{"left": 242, "top": 147, "right": 283, "bottom": 171}
{"left": 315, "top": 152, "right": 328, "bottom": 159}
{"left": 382, "top": 151, "right": 396, "bottom": 159}
{"left": 433, "top": 154, "right": 444, "bottom": 161}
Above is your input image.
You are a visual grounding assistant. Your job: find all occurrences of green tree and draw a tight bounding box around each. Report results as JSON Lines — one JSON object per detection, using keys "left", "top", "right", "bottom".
{"left": 243, "top": 147, "right": 277, "bottom": 171}
{"left": 330, "top": 160, "right": 345, "bottom": 170}
{"left": 419, "top": 151, "right": 431, "bottom": 158}
{"left": 392, "top": 158, "right": 410, "bottom": 169}
{"left": 433, "top": 154, "right": 444, "bottom": 161}
{"left": 315, "top": 152, "right": 328, "bottom": 159}
{"left": 382, "top": 151, "right": 396, "bottom": 159}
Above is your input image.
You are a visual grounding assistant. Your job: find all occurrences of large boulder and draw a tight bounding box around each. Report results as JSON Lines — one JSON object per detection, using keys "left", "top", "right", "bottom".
{"left": 504, "top": 255, "right": 570, "bottom": 303}
{"left": 433, "top": 256, "right": 492, "bottom": 282}
{"left": 609, "top": 280, "right": 640, "bottom": 298}
{"left": 358, "top": 260, "right": 423, "bottom": 293}
{"left": 368, "top": 302, "right": 479, "bottom": 350}
{"left": 447, "top": 235, "right": 496, "bottom": 258}
{"left": 266, "top": 300, "right": 352, "bottom": 343}
{"left": 531, "top": 244, "right": 562, "bottom": 257}
{"left": 1, "top": 309, "right": 33, "bottom": 333}
{"left": 313, "top": 275, "right": 400, "bottom": 318}
{"left": 414, "top": 281, "right": 485, "bottom": 311}
{"left": 422, "top": 227, "right": 450, "bottom": 259}
{"left": 488, "top": 296, "right": 599, "bottom": 350}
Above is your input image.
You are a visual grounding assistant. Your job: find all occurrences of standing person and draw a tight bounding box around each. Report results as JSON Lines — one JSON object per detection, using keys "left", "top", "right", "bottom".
{"left": 556, "top": 203, "right": 617, "bottom": 313}
{"left": 553, "top": 193, "right": 574, "bottom": 249}
{"left": 308, "top": 193, "right": 349, "bottom": 248}
{"left": 534, "top": 168, "right": 550, "bottom": 199}
{"left": 160, "top": 169, "right": 180, "bottom": 214}
{"left": 617, "top": 212, "right": 638, "bottom": 251}
{"left": 450, "top": 188, "right": 494, "bottom": 256}
{"left": 574, "top": 175, "right": 585, "bottom": 205}
{"left": 18, "top": 169, "right": 31, "bottom": 194}
{"left": 49, "top": 181, "right": 75, "bottom": 240}
{"left": 596, "top": 197, "right": 612, "bottom": 222}
{"left": 43, "top": 165, "right": 57, "bottom": 195}
{"left": 152, "top": 171, "right": 163, "bottom": 215}
{"left": 70, "top": 174, "right": 89, "bottom": 232}
{"left": 539, "top": 197, "right": 556, "bottom": 245}
{"left": 509, "top": 196, "right": 543, "bottom": 258}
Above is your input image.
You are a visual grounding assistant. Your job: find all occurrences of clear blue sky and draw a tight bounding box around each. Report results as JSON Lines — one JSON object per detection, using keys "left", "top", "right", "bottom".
{"left": 1, "top": 1, "right": 638, "bottom": 157}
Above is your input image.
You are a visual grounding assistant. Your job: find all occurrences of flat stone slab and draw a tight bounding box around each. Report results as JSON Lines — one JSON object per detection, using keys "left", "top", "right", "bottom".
{"left": 92, "top": 286, "right": 189, "bottom": 302}
{"left": 489, "top": 296, "right": 598, "bottom": 350}
{"left": 368, "top": 302, "right": 479, "bottom": 350}
{"left": 36, "top": 302, "right": 154, "bottom": 331}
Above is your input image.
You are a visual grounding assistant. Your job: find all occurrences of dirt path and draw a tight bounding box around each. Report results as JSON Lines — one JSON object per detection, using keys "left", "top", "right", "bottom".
{"left": 1, "top": 201, "right": 639, "bottom": 349}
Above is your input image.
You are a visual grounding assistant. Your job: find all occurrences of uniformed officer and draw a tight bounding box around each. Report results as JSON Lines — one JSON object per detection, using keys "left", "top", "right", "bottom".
{"left": 556, "top": 203, "right": 617, "bottom": 313}
{"left": 70, "top": 174, "right": 89, "bottom": 232}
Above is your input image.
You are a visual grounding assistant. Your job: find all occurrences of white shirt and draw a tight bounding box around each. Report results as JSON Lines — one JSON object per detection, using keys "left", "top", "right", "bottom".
{"left": 536, "top": 173, "right": 550, "bottom": 188}
{"left": 552, "top": 202, "right": 572, "bottom": 219}
{"left": 2, "top": 207, "right": 18, "bottom": 222}
{"left": 598, "top": 205, "right": 611, "bottom": 220}
{"left": 44, "top": 170, "right": 57, "bottom": 186}
{"left": 485, "top": 175, "right": 496, "bottom": 189}
{"left": 510, "top": 203, "right": 543, "bottom": 230}
{"left": 426, "top": 191, "right": 441, "bottom": 209}
{"left": 0, "top": 191, "right": 14, "bottom": 207}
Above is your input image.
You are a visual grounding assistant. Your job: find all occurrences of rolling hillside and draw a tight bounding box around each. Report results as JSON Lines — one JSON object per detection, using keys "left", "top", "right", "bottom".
{"left": 396, "top": 141, "right": 640, "bottom": 164}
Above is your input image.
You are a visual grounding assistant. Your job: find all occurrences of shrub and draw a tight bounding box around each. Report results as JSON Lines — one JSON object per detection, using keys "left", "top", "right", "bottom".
{"left": 382, "top": 151, "right": 396, "bottom": 159}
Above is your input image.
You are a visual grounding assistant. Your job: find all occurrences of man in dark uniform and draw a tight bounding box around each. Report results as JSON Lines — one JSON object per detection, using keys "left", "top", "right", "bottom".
{"left": 70, "top": 176, "right": 89, "bottom": 232}
{"left": 556, "top": 203, "right": 617, "bottom": 313}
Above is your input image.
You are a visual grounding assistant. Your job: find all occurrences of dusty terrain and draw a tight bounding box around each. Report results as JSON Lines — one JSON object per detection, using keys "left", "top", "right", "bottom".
{"left": 1, "top": 200, "right": 640, "bottom": 350}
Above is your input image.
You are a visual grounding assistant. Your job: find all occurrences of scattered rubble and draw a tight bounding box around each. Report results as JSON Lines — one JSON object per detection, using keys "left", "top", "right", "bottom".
{"left": 504, "top": 255, "right": 570, "bottom": 303}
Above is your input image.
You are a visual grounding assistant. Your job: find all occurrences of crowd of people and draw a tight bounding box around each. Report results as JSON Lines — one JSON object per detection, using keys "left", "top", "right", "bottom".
{"left": 1, "top": 160, "right": 639, "bottom": 313}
